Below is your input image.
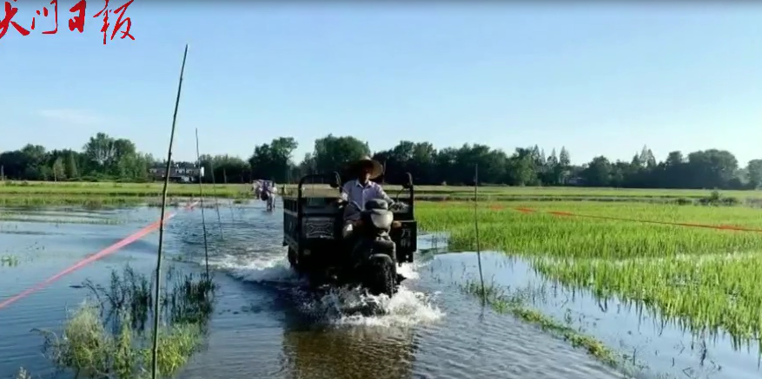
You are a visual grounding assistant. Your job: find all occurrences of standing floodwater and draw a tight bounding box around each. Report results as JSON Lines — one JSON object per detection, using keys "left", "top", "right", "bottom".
{"left": 0, "top": 202, "right": 628, "bottom": 378}
{"left": 164, "top": 201, "right": 623, "bottom": 379}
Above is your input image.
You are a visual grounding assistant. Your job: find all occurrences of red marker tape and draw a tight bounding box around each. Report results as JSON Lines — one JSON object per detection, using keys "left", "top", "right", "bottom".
{"left": 0, "top": 201, "right": 199, "bottom": 312}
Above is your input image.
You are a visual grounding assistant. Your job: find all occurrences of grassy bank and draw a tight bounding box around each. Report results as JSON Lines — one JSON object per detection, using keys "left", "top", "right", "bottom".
{"left": 417, "top": 201, "right": 762, "bottom": 350}
{"left": 3, "top": 180, "right": 762, "bottom": 206}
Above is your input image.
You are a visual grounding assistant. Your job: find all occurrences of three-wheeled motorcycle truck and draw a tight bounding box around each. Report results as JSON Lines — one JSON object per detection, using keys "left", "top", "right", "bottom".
{"left": 281, "top": 172, "right": 418, "bottom": 296}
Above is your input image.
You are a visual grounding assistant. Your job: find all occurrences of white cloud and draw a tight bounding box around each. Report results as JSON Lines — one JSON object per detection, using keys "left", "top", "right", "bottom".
{"left": 37, "top": 109, "right": 105, "bottom": 126}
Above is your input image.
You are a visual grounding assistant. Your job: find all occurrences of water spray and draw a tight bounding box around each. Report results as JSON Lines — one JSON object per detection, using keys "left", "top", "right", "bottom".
{"left": 474, "top": 164, "right": 486, "bottom": 302}
{"left": 194, "top": 128, "right": 211, "bottom": 280}
{"left": 151, "top": 44, "right": 189, "bottom": 379}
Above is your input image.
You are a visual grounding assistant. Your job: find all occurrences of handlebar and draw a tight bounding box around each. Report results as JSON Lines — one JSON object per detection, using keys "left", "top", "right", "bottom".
{"left": 342, "top": 199, "right": 408, "bottom": 212}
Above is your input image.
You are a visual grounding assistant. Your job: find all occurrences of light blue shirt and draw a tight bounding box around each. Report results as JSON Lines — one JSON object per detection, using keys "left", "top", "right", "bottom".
{"left": 341, "top": 180, "right": 393, "bottom": 214}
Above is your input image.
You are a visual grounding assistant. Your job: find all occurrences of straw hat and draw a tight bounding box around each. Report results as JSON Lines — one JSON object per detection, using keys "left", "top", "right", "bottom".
{"left": 352, "top": 156, "right": 384, "bottom": 179}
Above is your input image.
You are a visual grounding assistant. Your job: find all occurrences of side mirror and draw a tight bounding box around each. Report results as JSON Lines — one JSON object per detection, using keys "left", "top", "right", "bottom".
{"left": 402, "top": 172, "right": 413, "bottom": 189}
{"left": 329, "top": 171, "right": 341, "bottom": 189}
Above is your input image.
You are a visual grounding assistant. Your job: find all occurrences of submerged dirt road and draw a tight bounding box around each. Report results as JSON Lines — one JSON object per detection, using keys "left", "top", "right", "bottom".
{"left": 169, "top": 202, "right": 623, "bottom": 379}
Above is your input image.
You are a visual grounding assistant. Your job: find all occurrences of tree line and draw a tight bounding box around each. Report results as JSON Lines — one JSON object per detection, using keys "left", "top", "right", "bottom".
{"left": 1, "top": 132, "right": 760, "bottom": 190}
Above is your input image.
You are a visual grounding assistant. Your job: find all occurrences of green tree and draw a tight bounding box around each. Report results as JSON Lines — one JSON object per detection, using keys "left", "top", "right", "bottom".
{"left": 83, "top": 132, "right": 117, "bottom": 173}
{"left": 65, "top": 152, "right": 79, "bottom": 179}
{"left": 747, "top": 159, "right": 762, "bottom": 189}
{"left": 580, "top": 156, "right": 612, "bottom": 187}
{"left": 52, "top": 157, "right": 65, "bottom": 181}
{"left": 248, "top": 137, "right": 298, "bottom": 183}
{"left": 312, "top": 135, "right": 371, "bottom": 175}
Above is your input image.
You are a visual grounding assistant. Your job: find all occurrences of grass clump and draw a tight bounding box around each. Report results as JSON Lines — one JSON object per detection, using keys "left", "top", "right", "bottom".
{"left": 37, "top": 304, "right": 202, "bottom": 379}
{"left": 15, "top": 367, "right": 31, "bottom": 379}
{"left": 1, "top": 255, "right": 20, "bottom": 267}
{"left": 33, "top": 265, "right": 216, "bottom": 379}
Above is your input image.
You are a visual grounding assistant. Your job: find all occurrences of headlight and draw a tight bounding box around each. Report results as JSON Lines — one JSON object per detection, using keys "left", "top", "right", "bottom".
{"left": 369, "top": 212, "right": 394, "bottom": 229}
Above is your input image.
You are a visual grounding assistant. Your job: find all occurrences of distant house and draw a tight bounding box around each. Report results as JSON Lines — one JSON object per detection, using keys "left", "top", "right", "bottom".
{"left": 149, "top": 162, "right": 204, "bottom": 183}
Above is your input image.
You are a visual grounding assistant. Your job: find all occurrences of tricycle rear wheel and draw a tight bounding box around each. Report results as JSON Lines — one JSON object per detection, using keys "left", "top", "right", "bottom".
{"left": 366, "top": 259, "right": 397, "bottom": 297}
{"left": 288, "top": 247, "right": 299, "bottom": 270}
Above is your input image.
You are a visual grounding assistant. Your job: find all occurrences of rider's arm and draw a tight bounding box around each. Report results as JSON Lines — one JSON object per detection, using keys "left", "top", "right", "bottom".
{"left": 376, "top": 185, "right": 394, "bottom": 205}
{"left": 339, "top": 182, "right": 352, "bottom": 202}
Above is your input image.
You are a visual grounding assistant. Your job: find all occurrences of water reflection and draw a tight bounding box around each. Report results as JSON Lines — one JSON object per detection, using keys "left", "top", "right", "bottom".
{"left": 282, "top": 323, "right": 417, "bottom": 379}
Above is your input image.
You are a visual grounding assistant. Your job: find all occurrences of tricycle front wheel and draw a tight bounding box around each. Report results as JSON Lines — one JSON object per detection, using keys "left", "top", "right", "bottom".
{"left": 365, "top": 259, "right": 397, "bottom": 297}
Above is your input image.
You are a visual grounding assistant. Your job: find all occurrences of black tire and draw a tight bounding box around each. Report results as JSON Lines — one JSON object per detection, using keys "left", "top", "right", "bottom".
{"left": 366, "top": 259, "right": 397, "bottom": 296}
{"left": 287, "top": 247, "right": 299, "bottom": 270}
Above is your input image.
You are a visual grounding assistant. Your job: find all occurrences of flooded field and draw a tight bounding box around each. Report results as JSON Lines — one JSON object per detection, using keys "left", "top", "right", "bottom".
{"left": 0, "top": 201, "right": 759, "bottom": 379}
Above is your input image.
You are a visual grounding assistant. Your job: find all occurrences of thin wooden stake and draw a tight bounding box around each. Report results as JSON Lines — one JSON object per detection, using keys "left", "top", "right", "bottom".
{"left": 474, "top": 164, "right": 485, "bottom": 302}
{"left": 151, "top": 44, "right": 189, "bottom": 379}
{"left": 194, "top": 128, "right": 211, "bottom": 280}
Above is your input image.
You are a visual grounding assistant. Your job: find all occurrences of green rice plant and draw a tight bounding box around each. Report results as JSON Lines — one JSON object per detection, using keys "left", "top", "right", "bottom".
{"left": 162, "top": 267, "right": 217, "bottom": 327}
{"left": 533, "top": 254, "right": 762, "bottom": 347}
{"left": 0, "top": 212, "right": 124, "bottom": 225}
{"left": 31, "top": 265, "right": 217, "bottom": 378}
{"left": 4, "top": 181, "right": 762, "bottom": 204}
{"left": 417, "top": 200, "right": 762, "bottom": 348}
{"left": 36, "top": 304, "right": 202, "bottom": 379}
{"left": 420, "top": 204, "right": 762, "bottom": 260}
{"left": 33, "top": 264, "right": 216, "bottom": 379}
{"left": 1, "top": 255, "right": 20, "bottom": 267}
{"left": 14, "top": 367, "right": 31, "bottom": 379}
{"left": 460, "top": 279, "right": 618, "bottom": 366}
{"left": 0, "top": 195, "right": 142, "bottom": 208}
{"left": 82, "top": 265, "right": 217, "bottom": 333}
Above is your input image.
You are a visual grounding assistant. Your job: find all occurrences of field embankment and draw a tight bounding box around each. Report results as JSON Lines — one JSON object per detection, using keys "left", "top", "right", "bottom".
{"left": 3, "top": 180, "right": 762, "bottom": 207}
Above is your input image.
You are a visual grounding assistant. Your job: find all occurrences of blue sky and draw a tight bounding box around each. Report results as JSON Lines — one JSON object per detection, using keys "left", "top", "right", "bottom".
{"left": 2, "top": 2, "right": 761, "bottom": 165}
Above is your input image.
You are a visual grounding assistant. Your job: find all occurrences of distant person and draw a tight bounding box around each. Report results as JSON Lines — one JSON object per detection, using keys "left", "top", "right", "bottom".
{"left": 252, "top": 179, "right": 262, "bottom": 198}
{"left": 262, "top": 179, "right": 276, "bottom": 211}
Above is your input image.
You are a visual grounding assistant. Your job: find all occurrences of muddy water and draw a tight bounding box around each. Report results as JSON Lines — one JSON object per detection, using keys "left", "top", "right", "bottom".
{"left": 0, "top": 201, "right": 755, "bottom": 379}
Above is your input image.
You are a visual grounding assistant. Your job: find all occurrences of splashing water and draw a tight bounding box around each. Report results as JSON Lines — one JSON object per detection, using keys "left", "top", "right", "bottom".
{"left": 205, "top": 253, "right": 444, "bottom": 326}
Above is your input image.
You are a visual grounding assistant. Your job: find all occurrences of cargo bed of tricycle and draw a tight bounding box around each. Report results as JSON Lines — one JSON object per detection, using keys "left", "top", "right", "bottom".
{"left": 281, "top": 172, "right": 417, "bottom": 270}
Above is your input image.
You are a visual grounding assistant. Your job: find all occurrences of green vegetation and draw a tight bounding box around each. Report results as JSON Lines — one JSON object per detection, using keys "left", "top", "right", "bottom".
{"left": 0, "top": 181, "right": 249, "bottom": 207}
{"left": 1, "top": 255, "right": 20, "bottom": 267}
{"left": 6, "top": 131, "right": 762, "bottom": 375}
{"left": 417, "top": 200, "right": 762, "bottom": 350}
{"left": 31, "top": 265, "right": 216, "bottom": 379}
{"left": 460, "top": 279, "right": 618, "bottom": 366}
{"left": 4, "top": 179, "right": 762, "bottom": 207}
{"left": 3, "top": 132, "right": 762, "bottom": 192}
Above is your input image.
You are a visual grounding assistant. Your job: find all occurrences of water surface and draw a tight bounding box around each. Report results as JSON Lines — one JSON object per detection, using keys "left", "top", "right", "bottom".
{"left": 0, "top": 201, "right": 753, "bottom": 379}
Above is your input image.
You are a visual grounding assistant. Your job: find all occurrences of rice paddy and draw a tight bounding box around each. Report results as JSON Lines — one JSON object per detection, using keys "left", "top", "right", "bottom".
{"left": 5, "top": 180, "right": 762, "bottom": 206}
{"left": 460, "top": 278, "right": 619, "bottom": 366}
{"left": 417, "top": 200, "right": 762, "bottom": 353}
{"left": 5, "top": 179, "right": 762, "bottom": 378}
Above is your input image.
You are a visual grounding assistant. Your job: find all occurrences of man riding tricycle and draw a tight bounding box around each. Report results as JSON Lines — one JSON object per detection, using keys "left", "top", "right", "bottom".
{"left": 281, "top": 157, "right": 417, "bottom": 296}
